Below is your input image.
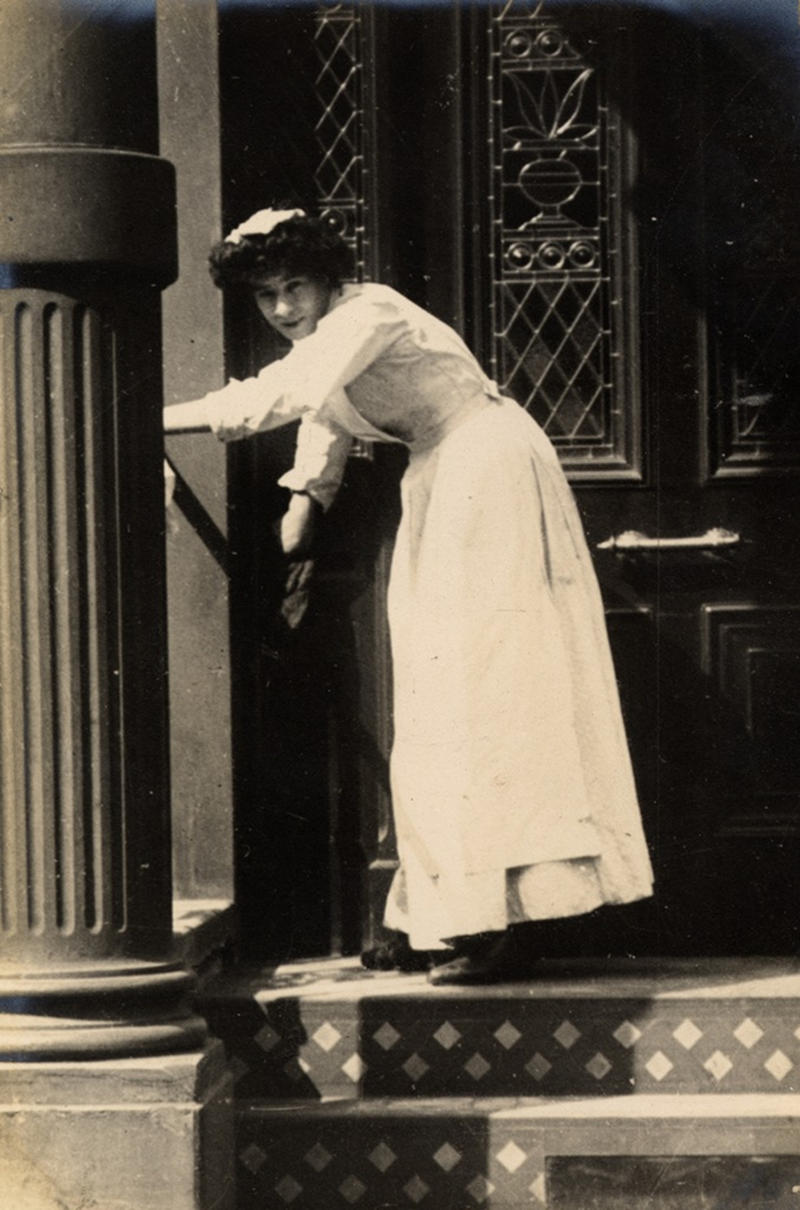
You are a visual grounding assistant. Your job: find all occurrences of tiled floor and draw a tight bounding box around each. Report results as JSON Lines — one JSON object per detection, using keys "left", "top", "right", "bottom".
{"left": 201, "top": 956, "right": 800, "bottom": 1208}
{"left": 236, "top": 1095, "right": 800, "bottom": 1210}
{"left": 203, "top": 956, "right": 800, "bottom": 1099}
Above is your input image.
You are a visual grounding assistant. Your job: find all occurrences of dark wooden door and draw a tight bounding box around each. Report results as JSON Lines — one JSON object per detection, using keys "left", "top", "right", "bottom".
{"left": 453, "top": 3, "right": 800, "bottom": 957}
{"left": 580, "top": 11, "right": 800, "bottom": 954}
{"left": 222, "top": 2, "right": 800, "bottom": 959}
{"left": 355, "top": 2, "right": 800, "bottom": 956}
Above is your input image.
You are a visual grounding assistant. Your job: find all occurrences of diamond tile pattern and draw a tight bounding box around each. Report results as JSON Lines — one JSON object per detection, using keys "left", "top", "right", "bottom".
{"left": 237, "top": 1104, "right": 800, "bottom": 1210}
{"left": 373, "top": 1022, "right": 400, "bottom": 1051}
{"left": 673, "top": 1018, "right": 704, "bottom": 1050}
{"left": 434, "top": 1143, "right": 462, "bottom": 1173}
{"left": 765, "top": 1049, "right": 794, "bottom": 1082}
{"left": 368, "top": 1142, "right": 396, "bottom": 1173}
{"left": 220, "top": 958, "right": 800, "bottom": 1210}
{"left": 585, "top": 1051, "right": 613, "bottom": 1081}
{"left": 433, "top": 1020, "right": 462, "bottom": 1050}
{"left": 526, "top": 1052, "right": 553, "bottom": 1082}
{"left": 644, "top": 1050, "right": 674, "bottom": 1082}
{"left": 238, "top": 1112, "right": 515, "bottom": 1210}
{"left": 497, "top": 1140, "right": 528, "bottom": 1173}
{"left": 203, "top": 981, "right": 800, "bottom": 1100}
{"left": 495, "top": 1020, "right": 523, "bottom": 1050}
{"left": 275, "top": 1174, "right": 303, "bottom": 1204}
{"left": 341, "top": 1053, "right": 366, "bottom": 1084}
{"left": 530, "top": 1171, "right": 548, "bottom": 1204}
{"left": 404, "top": 1175, "right": 429, "bottom": 1204}
{"left": 613, "top": 1020, "right": 642, "bottom": 1049}
{"left": 402, "top": 1053, "right": 430, "bottom": 1083}
{"left": 467, "top": 1174, "right": 495, "bottom": 1203}
{"left": 304, "top": 1144, "right": 332, "bottom": 1174}
{"left": 312, "top": 1022, "right": 341, "bottom": 1053}
{"left": 465, "top": 1052, "right": 492, "bottom": 1082}
{"left": 553, "top": 1020, "right": 581, "bottom": 1050}
{"left": 704, "top": 1050, "right": 733, "bottom": 1082}
{"left": 338, "top": 1174, "right": 366, "bottom": 1204}
{"left": 734, "top": 1017, "right": 764, "bottom": 1049}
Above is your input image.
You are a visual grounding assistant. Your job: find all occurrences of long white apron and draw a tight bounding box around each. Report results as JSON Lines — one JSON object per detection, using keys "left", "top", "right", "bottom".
{"left": 383, "top": 399, "right": 653, "bottom": 949}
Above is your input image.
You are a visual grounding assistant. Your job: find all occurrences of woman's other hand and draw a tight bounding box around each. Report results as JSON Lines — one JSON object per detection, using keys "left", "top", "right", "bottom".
{"left": 280, "top": 491, "right": 318, "bottom": 556}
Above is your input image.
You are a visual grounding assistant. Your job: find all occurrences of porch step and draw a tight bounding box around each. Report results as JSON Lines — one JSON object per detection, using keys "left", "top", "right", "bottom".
{"left": 201, "top": 957, "right": 800, "bottom": 1207}
{"left": 201, "top": 955, "right": 800, "bottom": 1100}
{"left": 236, "top": 1093, "right": 800, "bottom": 1210}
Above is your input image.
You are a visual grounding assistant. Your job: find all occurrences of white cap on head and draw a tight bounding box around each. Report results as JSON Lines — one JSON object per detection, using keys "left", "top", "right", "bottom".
{"left": 224, "top": 208, "right": 306, "bottom": 245}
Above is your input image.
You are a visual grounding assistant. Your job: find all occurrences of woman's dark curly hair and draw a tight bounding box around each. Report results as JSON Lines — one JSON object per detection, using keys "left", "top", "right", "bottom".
{"left": 208, "top": 214, "right": 352, "bottom": 290}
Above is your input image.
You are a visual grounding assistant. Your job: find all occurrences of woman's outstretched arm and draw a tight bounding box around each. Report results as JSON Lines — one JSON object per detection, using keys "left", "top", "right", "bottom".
{"left": 163, "top": 361, "right": 305, "bottom": 440}
{"left": 164, "top": 398, "right": 213, "bottom": 433}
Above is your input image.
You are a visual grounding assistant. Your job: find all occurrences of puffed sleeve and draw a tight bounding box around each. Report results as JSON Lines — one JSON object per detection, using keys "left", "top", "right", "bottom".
{"left": 162, "top": 366, "right": 303, "bottom": 436}
{"left": 260, "top": 289, "right": 407, "bottom": 416}
{"left": 278, "top": 405, "right": 353, "bottom": 511}
{"left": 194, "top": 361, "right": 307, "bottom": 440}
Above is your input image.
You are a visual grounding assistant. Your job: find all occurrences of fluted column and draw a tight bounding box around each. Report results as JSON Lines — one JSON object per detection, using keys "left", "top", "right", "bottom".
{"left": 0, "top": 0, "right": 205, "bottom": 1058}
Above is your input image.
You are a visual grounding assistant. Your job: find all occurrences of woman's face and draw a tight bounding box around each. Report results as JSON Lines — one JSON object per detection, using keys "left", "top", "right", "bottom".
{"left": 253, "top": 272, "right": 333, "bottom": 342}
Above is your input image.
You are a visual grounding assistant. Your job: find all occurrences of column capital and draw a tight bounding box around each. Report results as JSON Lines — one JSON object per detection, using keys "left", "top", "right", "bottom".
{"left": 0, "top": 148, "right": 177, "bottom": 286}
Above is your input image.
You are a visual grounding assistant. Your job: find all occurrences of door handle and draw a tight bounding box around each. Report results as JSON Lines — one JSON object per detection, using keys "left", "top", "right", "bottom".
{"left": 597, "top": 526, "right": 741, "bottom": 552}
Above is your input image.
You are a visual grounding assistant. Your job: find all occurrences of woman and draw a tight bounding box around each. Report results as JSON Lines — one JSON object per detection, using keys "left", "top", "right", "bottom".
{"left": 165, "top": 208, "right": 653, "bottom": 984}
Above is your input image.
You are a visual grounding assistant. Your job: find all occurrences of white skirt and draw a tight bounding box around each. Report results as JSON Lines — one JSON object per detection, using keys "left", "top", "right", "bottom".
{"left": 383, "top": 399, "right": 653, "bottom": 950}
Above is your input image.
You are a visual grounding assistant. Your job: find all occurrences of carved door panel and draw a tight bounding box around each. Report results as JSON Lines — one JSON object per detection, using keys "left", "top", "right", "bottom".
{"left": 457, "top": 3, "right": 800, "bottom": 955}
{"left": 593, "top": 12, "right": 800, "bottom": 954}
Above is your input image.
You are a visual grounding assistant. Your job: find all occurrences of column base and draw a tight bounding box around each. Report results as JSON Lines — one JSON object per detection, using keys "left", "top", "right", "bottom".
{"left": 0, "top": 1040, "right": 233, "bottom": 1210}
{"left": 0, "top": 959, "right": 208, "bottom": 1061}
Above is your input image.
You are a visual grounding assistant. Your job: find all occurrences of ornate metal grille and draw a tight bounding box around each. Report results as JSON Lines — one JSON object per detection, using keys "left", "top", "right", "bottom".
{"left": 314, "top": 3, "right": 373, "bottom": 282}
{"left": 487, "top": 1, "right": 638, "bottom": 476}
{"left": 314, "top": 3, "right": 375, "bottom": 458}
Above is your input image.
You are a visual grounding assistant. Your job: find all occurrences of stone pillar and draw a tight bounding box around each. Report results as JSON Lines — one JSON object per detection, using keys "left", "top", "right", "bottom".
{"left": 0, "top": 3, "right": 232, "bottom": 1206}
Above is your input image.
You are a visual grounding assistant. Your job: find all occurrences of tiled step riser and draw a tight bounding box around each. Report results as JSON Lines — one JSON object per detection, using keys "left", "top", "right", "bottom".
{"left": 236, "top": 1101, "right": 800, "bottom": 1210}
{"left": 205, "top": 994, "right": 800, "bottom": 1100}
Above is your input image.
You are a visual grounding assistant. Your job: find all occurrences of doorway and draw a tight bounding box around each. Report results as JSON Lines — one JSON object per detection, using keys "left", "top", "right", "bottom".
{"left": 219, "top": 1, "right": 800, "bottom": 961}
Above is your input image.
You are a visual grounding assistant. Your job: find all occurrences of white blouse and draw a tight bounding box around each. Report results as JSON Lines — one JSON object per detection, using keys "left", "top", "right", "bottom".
{"left": 186, "top": 282, "right": 502, "bottom": 510}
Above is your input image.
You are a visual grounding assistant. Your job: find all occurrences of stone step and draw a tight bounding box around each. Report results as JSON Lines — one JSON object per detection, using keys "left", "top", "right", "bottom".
{"left": 235, "top": 1092, "right": 800, "bottom": 1209}
{"left": 201, "top": 956, "right": 800, "bottom": 1102}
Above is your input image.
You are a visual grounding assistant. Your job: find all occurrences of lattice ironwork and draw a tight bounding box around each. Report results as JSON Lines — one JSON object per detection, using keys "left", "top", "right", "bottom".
{"left": 314, "top": 3, "right": 374, "bottom": 458}
{"left": 487, "top": 1, "right": 639, "bottom": 476}
{"left": 314, "top": 3, "right": 373, "bottom": 282}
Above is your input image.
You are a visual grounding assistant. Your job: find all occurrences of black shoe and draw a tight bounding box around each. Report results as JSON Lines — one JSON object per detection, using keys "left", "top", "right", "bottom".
{"left": 361, "top": 934, "right": 435, "bottom": 973}
{"left": 427, "top": 931, "right": 532, "bottom": 985}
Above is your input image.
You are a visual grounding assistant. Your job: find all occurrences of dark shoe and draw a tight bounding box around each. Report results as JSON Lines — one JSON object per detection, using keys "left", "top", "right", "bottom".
{"left": 427, "top": 932, "right": 529, "bottom": 985}
{"left": 361, "top": 934, "right": 435, "bottom": 973}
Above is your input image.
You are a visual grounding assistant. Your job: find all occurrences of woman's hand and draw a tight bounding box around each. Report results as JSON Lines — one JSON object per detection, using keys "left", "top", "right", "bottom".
{"left": 280, "top": 491, "right": 318, "bottom": 556}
